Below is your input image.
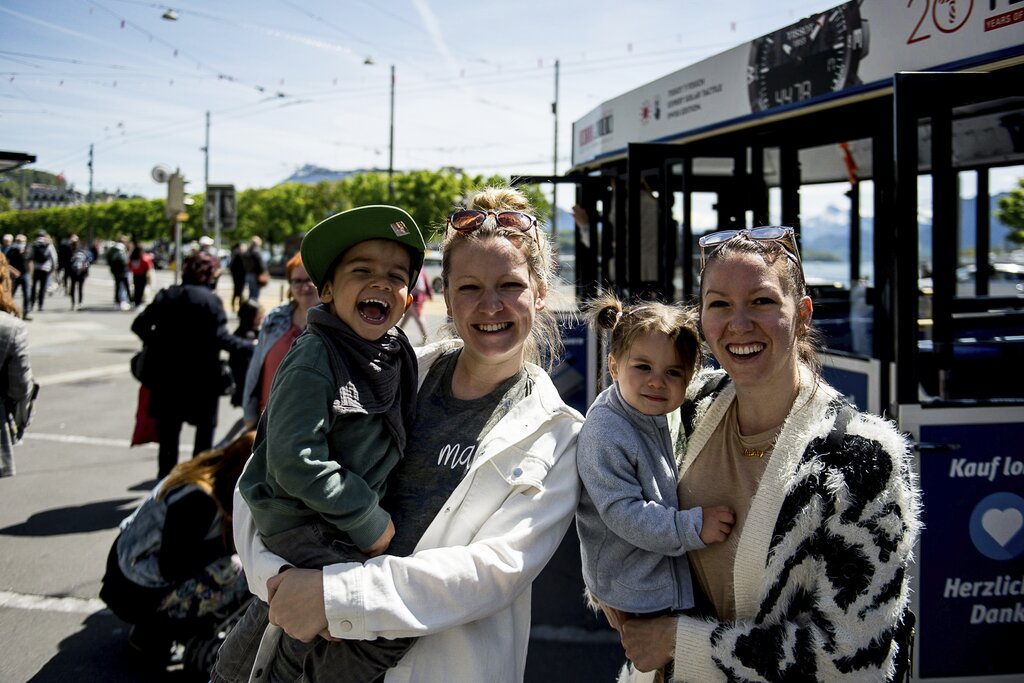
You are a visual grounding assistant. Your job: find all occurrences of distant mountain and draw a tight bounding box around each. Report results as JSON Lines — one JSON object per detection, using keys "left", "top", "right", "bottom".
{"left": 800, "top": 192, "right": 1015, "bottom": 262}
{"left": 280, "top": 164, "right": 383, "bottom": 185}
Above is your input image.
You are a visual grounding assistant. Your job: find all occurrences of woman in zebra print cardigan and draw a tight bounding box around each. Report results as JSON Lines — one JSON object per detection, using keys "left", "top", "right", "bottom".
{"left": 613, "top": 228, "right": 921, "bottom": 682}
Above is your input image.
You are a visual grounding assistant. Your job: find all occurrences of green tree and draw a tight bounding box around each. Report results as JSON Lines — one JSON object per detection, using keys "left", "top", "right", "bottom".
{"left": 996, "top": 176, "right": 1024, "bottom": 246}
{"left": 236, "top": 183, "right": 316, "bottom": 248}
{"left": 0, "top": 169, "right": 552, "bottom": 248}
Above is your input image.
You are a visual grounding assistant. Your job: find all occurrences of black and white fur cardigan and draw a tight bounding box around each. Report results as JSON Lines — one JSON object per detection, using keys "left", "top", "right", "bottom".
{"left": 667, "top": 366, "right": 921, "bottom": 682}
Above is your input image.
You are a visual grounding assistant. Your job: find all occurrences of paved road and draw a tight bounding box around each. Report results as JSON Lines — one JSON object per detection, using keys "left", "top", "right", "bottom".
{"left": 0, "top": 266, "right": 622, "bottom": 682}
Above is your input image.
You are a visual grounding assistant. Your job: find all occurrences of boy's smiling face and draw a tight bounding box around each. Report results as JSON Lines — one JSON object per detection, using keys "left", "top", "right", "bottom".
{"left": 319, "top": 239, "right": 413, "bottom": 341}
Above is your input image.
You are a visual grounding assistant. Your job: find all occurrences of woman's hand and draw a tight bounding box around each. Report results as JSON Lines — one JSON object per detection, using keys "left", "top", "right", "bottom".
{"left": 619, "top": 615, "right": 677, "bottom": 672}
{"left": 266, "top": 568, "right": 329, "bottom": 643}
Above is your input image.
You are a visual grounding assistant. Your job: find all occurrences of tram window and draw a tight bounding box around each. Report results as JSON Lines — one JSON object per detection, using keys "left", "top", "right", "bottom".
{"left": 955, "top": 165, "right": 1024, "bottom": 298}
{"left": 916, "top": 165, "right": 1024, "bottom": 402}
{"left": 798, "top": 182, "right": 858, "bottom": 289}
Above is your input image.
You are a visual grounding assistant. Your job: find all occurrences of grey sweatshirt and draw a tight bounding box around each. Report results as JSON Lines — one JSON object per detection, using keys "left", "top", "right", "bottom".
{"left": 575, "top": 382, "right": 704, "bottom": 613}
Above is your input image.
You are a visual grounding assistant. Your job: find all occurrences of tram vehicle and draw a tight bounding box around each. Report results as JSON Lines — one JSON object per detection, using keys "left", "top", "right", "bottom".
{"left": 521, "top": 3, "right": 1024, "bottom": 681}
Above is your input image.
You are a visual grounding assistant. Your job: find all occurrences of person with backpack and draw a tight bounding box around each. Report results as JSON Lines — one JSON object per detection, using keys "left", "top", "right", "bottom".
{"left": 100, "top": 430, "right": 255, "bottom": 665}
{"left": 7, "top": 235, "right": 31, "bottom": 319}
{"left": 108, "top": 235, "right": 131, "bottom": 310}
{"left": 28, "top": 231, "right": 57, "bottom": 313}
{"left": 67, "top": 235, "right": 91, "bottom": 311}
{"left": 613, "top": 227, "right": 921, "bottom": 683}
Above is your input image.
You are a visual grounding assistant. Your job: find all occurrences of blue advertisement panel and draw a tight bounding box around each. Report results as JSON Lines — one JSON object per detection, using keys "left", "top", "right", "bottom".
{"left": 917, "top": 421, "right": 1024, "bottom": 679}
{"left": 821, "top": 365, "right": 869, "bottom": 412}
{"left": 551, "top": 315, "right": 592, "bottom": 415}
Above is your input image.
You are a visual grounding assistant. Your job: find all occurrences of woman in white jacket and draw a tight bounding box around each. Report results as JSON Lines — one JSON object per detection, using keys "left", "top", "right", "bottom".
{"left": 227, "top": 187, "right": 583, "bottom": 682}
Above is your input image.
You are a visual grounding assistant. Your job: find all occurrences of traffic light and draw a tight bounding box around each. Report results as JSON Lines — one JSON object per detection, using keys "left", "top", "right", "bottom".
{"left": 205, "top": 184, "right": 237, "bottom": 230}
{"left": 166, "top": 171, "right": 187, "bottom": 219}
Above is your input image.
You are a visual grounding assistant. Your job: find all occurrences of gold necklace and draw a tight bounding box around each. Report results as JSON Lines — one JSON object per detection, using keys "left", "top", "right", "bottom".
{"left": 741, "top": 446, "right": 767, "bottom": 458}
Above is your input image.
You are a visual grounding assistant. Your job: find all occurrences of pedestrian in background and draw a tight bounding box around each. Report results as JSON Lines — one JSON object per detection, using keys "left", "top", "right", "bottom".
{"left": 0, "top": 251, "right": 36, "bottom": 477}
{"left": 229, "top": 299, "right": 263, "bottom": 409}
{"left": 7, "top": 235, "right": 30, "bottom": 319}
{"left": 128, "top": 243, "right": 154, "bottom": 309}
{"left": 57, "top": 235, "right": 73, "bottom": 293}
{"left": 243, "top": 236, "right": 266, "bottom": 302}
{"left": 131, "top": 252, "right": 254, "bottom": 479}
{"left": 1, "top": 234, "right": 11, "bottom": 256}
{"left": 29, "top": 231, "right": 57, "bottom": 314}
{"left": 198, "top": 235, "right": 217, "bottom": 256}
{"left": 399, "top": 266, "right": 433, "bottom": 345}
{"left": 228, "top": 242, "right": 247, "bottom": 312}
{"left": 108, "top": 235, "right": 132, "bottom": 310}
{"left": 67, "top": 235, "right": 92, "bottom": 311}
{"left": 240, "top": 253, "right": 318, "bottom": 429}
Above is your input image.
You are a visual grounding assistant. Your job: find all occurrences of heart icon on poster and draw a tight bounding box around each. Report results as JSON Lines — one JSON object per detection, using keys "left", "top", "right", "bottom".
{"left": 982, "top": 508, "right": 1023, "bottom": 547}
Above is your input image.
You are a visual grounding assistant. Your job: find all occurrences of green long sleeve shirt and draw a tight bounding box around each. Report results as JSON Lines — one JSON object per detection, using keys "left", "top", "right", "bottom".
{"left": 240, "top": 333, "right": 399, "bottom": 550}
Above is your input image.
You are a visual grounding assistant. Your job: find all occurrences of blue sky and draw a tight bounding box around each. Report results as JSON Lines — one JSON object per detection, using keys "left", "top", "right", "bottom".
{"left": 0, "top": 0, "right": 856, "bottom": 200}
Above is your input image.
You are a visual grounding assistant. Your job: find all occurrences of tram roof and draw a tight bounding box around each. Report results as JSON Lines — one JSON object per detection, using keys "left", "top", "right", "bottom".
{"left": 571, "top": 0, "right": 1024, "bottom": 173}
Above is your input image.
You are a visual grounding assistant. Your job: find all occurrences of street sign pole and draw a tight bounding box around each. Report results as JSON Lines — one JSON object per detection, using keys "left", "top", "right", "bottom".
{"left": 174, "top": 217, "right": 182, "bottom": 286}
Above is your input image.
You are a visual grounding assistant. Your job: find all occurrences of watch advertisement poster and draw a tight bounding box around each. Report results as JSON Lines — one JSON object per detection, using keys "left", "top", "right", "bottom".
{"left": 573, "top": 0, "right": 1024, "bottom": 167}
{"left": 917, "top": 420, "right": 1024, "bottom": 679}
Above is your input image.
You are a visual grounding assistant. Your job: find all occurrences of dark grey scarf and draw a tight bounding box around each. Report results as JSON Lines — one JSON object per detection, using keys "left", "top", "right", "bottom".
{"left": 303, "top": 304, "right": 417, "bottom": 452}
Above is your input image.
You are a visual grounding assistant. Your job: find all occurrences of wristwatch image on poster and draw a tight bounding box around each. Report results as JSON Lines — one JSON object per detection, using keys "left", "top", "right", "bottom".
{"left": 747, "top": 0, "right": 869, "bottom": 112}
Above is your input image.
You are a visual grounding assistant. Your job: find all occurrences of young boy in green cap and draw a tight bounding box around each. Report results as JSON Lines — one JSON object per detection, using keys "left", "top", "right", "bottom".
{"left": 213, "top": 205, "right": 425, "bottom": 683}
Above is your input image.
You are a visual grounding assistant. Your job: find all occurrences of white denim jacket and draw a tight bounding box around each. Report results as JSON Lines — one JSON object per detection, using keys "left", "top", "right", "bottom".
{"left": 234, "top": 340, "right": 583, "bottom": 682}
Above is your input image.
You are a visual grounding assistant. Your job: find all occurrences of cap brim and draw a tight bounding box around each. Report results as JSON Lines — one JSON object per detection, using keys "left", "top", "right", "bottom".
{"left": 301, "top": 205, "right": 426, "bottom": 289}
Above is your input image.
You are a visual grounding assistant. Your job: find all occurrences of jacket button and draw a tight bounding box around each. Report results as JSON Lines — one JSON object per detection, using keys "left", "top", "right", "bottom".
{"left": 339, "top": 620, "right": 353, "bottom": 632}
{"left": 513, "top": 467, "right": 523, "bottom": 477}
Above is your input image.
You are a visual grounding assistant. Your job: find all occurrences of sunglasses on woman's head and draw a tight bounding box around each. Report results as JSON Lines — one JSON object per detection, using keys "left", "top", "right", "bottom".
{"left": 446, "top": 209, "right": 539, "bottom": 242}
{"left": 698, "top": 226, "right": 802, "bottom": 270}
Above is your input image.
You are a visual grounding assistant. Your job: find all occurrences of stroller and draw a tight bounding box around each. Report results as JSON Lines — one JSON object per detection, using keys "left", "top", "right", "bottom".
{"left": 180, "top": 593, "right": 256, "bottom": 680}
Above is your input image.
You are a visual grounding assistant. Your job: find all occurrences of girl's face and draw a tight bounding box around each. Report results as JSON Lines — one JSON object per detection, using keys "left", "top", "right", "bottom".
{"left": 700, "top": 252, "right": 811, "bottom": 395}
{"left": 444, "top": 236, "right": 545, "bottom": 377}
{"left": 609, "top": 331, "right": 689, "bottom": 416}
{"left": 288, "top": 264, "right": 320, "bottom": 311}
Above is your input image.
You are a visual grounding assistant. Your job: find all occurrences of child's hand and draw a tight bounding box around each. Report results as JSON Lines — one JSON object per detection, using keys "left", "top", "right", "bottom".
{"left": 363, "top": 519, "right": 395, "bottom": 557}
{"left": 700, "top": 506, "right": 735, "bottom": 545}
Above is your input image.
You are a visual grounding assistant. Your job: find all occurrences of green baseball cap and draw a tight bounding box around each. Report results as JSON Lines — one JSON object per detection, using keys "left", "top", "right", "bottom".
{"left": 301, "top": 205, "right": 426, "bottom": 290}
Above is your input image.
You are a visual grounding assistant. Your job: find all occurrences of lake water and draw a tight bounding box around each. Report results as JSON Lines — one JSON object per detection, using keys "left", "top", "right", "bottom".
{"left": 804, "top": 261, "right": 872, "bottom": 288}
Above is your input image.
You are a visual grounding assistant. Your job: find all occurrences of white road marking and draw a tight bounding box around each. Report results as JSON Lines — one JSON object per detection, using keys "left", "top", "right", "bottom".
{"left": 0, "top": 590, "right": 107, "bottom": 615}
{"left": 36, "top": 364, "right": 131, "bottom": 386}
{"left": 24, "top": 432, "right": 156, "bottom": 449}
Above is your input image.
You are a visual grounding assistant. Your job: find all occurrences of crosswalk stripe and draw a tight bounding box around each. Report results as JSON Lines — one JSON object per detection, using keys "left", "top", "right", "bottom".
{"left": 24, "top": 432, "right": 156, "bottom": 449}
{"left": 36, "top": 364, "right": 131, "bottom": 386}
{"left": 0, "top": 590, "right": 107, "bottom": 615}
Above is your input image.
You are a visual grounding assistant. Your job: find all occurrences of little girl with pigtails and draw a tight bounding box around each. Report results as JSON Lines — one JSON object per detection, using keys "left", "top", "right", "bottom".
{"left": 575, "top": 294, "right": 734, "bottom": 635}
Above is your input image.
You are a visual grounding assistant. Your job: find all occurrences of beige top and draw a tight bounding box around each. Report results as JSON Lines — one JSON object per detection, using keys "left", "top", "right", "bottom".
{"left": 677, "top": 400, "right": 779, "bottom": 621}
